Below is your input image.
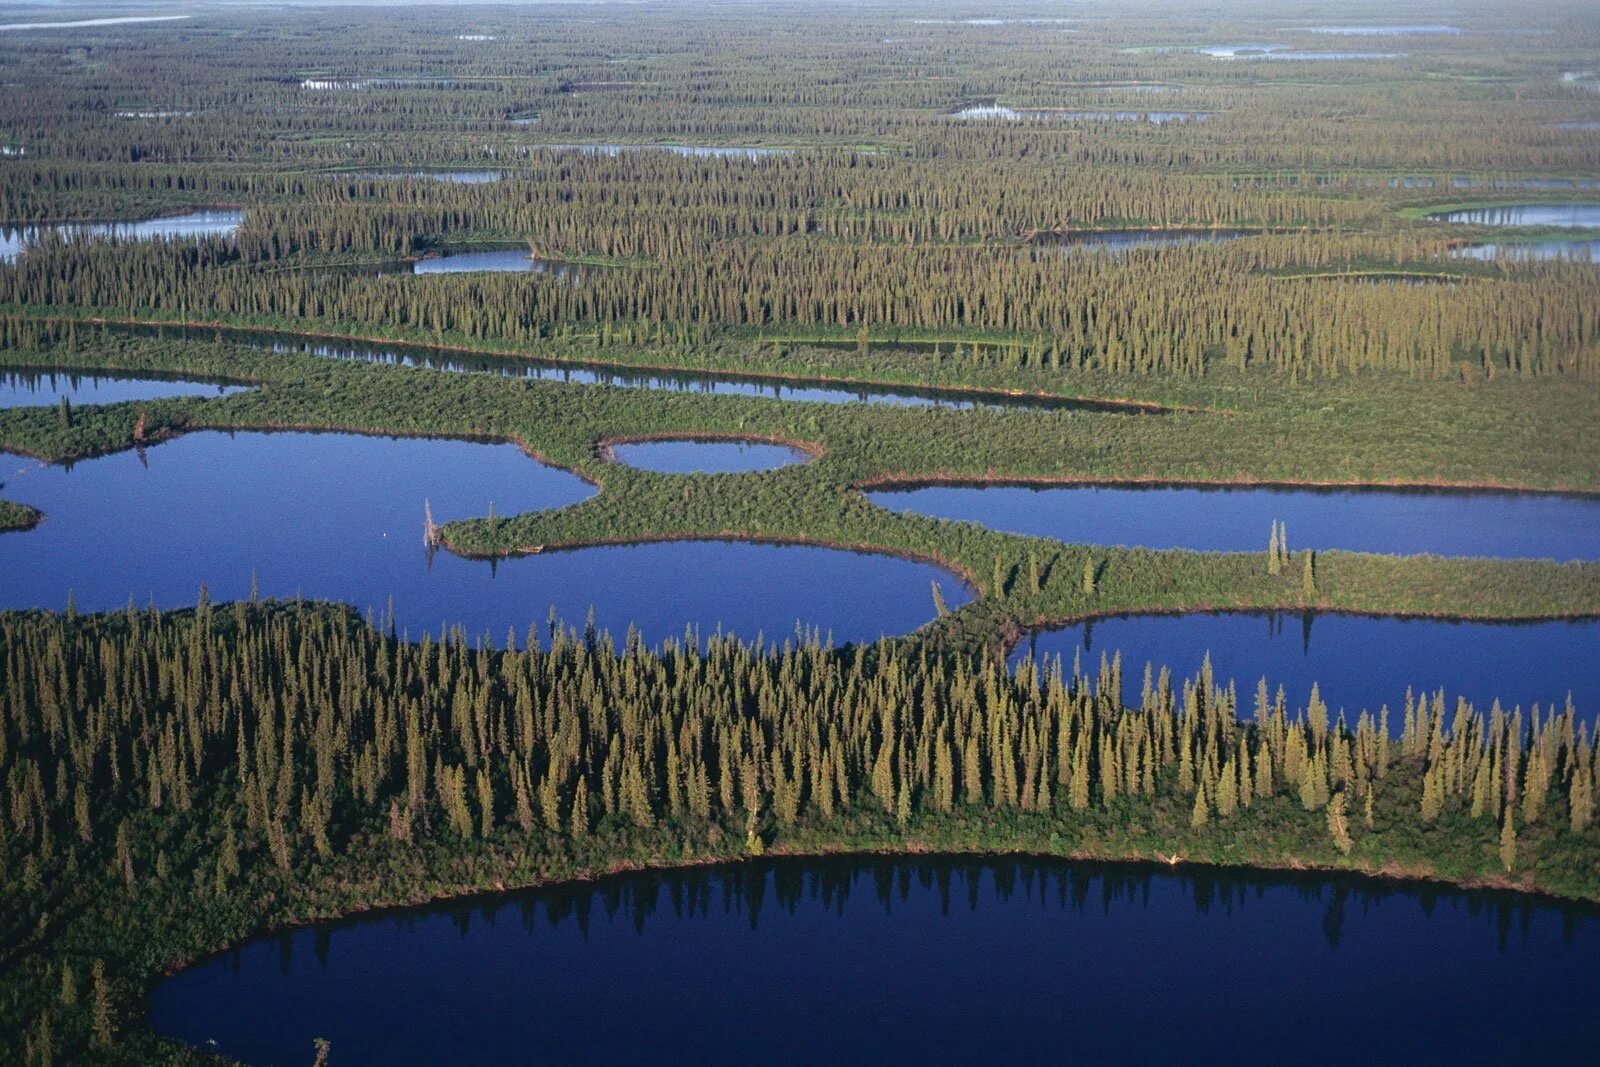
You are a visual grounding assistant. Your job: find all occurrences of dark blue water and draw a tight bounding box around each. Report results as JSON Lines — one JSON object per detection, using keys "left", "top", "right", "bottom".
{"left": 0, "top": 369, "right": 247, "bottom": 409}
{"left": 147, "top": 858, "right": 1600, "bottom": 1067}
{"left": 0, "top": 209, "right": 241, "bottom": 262}
{"left": 0, "top": 431, "right": 967, "bottom": 645}
{"left": 1430, "top": 204, "right": 1600, "bottom": 228}
{"left": 608, "top": 439, "right": 811, "bottom": 474}
{"left": 1012, "top": 614, "right": 1600, "bottom": 720}
{"left": 865, "top": 483, "right": 1600, "bottom": 560}
{"left": 108, "top": 322, "right": 1137, "bottom": 413}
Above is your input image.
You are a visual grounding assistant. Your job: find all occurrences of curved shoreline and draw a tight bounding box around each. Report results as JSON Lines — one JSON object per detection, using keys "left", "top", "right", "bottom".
{"left": 146, "top": 835, "right": 1599, "bottom": 1042}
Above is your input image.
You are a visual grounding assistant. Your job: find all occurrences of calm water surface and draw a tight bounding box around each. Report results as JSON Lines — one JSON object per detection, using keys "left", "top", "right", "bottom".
{"left": 0, "top": 209, "right": 241, "bottom": 262}
{"left": 608, "top": 439, "right": 812, "bottom": 474}
{"left": 411, "top": 250, "right": 585, "bottom": 276}
{"left": 1013, "top": 614, "right": 1600, "bottom": 719}
{"left": 1429, "top": 204, "right": 1600, "bottom": 227}
{"left": 865, "top": 483, "right": 1600, "bottom": 559}
{"left": 0, "top": 431, "right": 966, "bottom": 644}
{"left": 1454, "top": 239, "right": 1599, "bottom": 262}
{"left": 538, "top": 143, "right": 792, "bottom": 158}
{"left": 148, "top": 858, "right": 1600, "bottom": 1066}
{"left": 0, "top": 369, "right": 247, "bottom": 409}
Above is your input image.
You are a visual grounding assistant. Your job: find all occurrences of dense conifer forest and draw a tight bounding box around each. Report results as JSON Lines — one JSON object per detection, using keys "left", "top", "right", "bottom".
{"left": 1, "top": 0, "right": 1598, "bottom": 1061}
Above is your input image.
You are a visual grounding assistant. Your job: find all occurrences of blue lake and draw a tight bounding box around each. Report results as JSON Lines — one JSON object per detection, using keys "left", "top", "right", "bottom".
{"left": 148, "top": 857, "right": 1600, "bottom": 1067}
{"left": 865, "top": 483, "right": 1600, "bottom": 560}
{"left": 0, "top": 368, "right": 247, "bottom": 409}
{"left": 1012, "top": 614, "right": 1600, "bottom": 721}
{"left": 608, "top": 439, "right": 812, "bottom": 474}
{"left": 0, "top": 431, "right": 966, "bottom": 645}
{"left": 0, "top": 209, "right": 242, "bottom": 262}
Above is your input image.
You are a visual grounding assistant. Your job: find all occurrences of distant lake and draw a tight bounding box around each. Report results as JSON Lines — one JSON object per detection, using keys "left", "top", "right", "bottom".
{"left": 1045, "top": 228, "right": 1254, "bottom": 252}
{"left": 149, "top": 857, "right": 1600, "bottom": 1066}
{"left": 539, "top": 143, "right": 793, "bottom": 159}
{"left": 951, "top": 106, "right": 1209, "bottom": 123}
{"left": 347, "top": 170, "right": 504, "bottom": 184}
{"left": 1453, "top": 239, "right": 1599, "bottom": 262}
{"left": 1428, "top": 204, "right": 1600, "bottom": 228}
{"left": 865, "top": 483, "right": 1600, "bottom": 560}
{"left": 0, "top": 209, "right": 242, "bottom": 262}
{"left": 0, "top": 431, "right": 968, "bottom": 645}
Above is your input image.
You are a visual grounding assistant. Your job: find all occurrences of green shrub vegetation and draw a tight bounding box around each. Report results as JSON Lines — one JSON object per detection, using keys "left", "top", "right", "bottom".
{"left": 2, "top": 603, "right": 1596, "bottom": 1062}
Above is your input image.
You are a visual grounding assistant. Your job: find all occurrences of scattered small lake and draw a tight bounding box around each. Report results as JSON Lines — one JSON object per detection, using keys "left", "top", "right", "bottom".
{"left": 1550, "top": 122, "right": 1600, "bottom": 131}
{"left": 864, "top": 483, "right": 1600, "bottom": 560}
{"left": 1428, "top": 204, "right": 1600, "bottom": 228}
{"left": 105, "top": 322, "right": 1146, "bottom": 414}
{"left": 1200, "top": 43, "right": 1404, "bottom": 60}
{"left": 148, "top": 857, "right": 1600, "bottom": 1066}
{"left": 347, "top": 170, "right": 504, "bottom": 184}
{"left": 0, "top": 431, "right": 967, "bottom": 644}
{"left": 0, "top": 15, "right": 190, "bottom": 31}
{"left": 411, "top": 250, "right": 585, "bottom": 276}
{"left": 539, "top": 143, "right": 793, "bottom": 159}
{"left": 0, "top": 209, "right": 242, "bottom": 263}
{"left": 952, "top": 106, "right": 1209, "bottom": 123}
{"left": 1046, "top": 229, "right": 1254, "bottom": 252}
{"left": 606, "top": 439, "right": 812, "bottom": 474}
{"left": 1299, "top": 25, "right": 1461, "bottom": 36}
{"left": 1012, "top": 614, "right": 1600, "bottom": 720}
{"left": 0, "top": 369, "right": 247, "bottom": 410}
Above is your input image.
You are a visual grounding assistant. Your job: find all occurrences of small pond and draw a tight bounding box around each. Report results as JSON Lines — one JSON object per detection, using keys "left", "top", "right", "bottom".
{"left": 606, "top": 438, "right": 813, "bottom": 474}
{"left": 0, "top": 369, "right": 247, "bottom": 410}
{"left": 864, "top": 483, "right": 1600, "bottom": 560}
{"left": 410, "top": 250, "right": 586, "bottom": 276}
{"left": 0, "top": 431, "right": 967, "bottom": 645}
{"left": 148, "top": 857, "right": 1600, "bottom": 1066}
